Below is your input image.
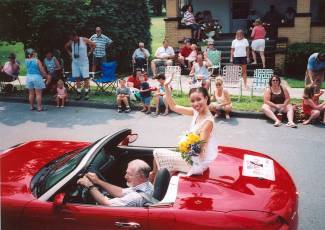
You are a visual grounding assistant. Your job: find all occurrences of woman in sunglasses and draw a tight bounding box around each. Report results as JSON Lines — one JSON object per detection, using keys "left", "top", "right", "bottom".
{"left": 209, "top": 76, "right": 232, "bottom": 119}
{"left": 262, "top": 75, "right": 297, "bottom": 127}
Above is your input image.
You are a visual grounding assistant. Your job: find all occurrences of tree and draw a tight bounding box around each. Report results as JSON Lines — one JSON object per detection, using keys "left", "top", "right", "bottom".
{"left": 0, "top": 0, "right": 151, "bottom": 71}
{"left": 149, "top": 0, "right": 166, "bottom": 16}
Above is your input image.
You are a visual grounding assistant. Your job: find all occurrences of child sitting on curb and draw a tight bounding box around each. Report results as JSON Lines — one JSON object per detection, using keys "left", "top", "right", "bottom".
{"left": 154, "top": 73, "right": 169, "bottom": 116}
{"left": 55, "top": 79, "right": 68, "bottom": 108}
{"left": 116, "top": 79, "right": 131, "bottom": 113}
{"left": 139, "top": 74, "right": 152, "bottom": 114}
{"left": 302, "top": 84, "right": 325, "bottom": 125}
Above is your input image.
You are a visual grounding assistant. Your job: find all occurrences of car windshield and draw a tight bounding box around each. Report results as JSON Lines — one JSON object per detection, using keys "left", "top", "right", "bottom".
{"left": 31, "top": 140, "right": 100, "bottom": 198}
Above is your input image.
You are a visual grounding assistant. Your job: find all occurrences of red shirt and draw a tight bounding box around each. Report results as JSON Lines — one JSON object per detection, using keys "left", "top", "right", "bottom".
{"left": 251, "top": 25, "right": 266, "bottom": 40}
{"left": 127, "top": 75, "right": 148, "bottom": 89}
{"left": 180, "top": 46, "right": 192, "bottom": 58}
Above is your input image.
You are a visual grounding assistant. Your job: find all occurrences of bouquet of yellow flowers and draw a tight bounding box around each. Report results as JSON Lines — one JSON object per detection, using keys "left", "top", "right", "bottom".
{"left": 177, "top": 132, "right": 205, "bottom": 165}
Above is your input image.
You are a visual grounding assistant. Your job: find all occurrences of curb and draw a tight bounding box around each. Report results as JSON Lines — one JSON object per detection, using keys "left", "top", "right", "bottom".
{"left": 0, "top": 96, "right": 266, "bottom": 120}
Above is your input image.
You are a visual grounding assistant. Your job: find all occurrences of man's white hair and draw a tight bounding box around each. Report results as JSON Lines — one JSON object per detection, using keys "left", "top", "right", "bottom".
{"left": 128, "top": 159, "right": 151, "bottom": 179}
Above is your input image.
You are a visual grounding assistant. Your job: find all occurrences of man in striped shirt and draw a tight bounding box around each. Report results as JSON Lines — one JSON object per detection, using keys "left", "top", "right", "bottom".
{"left": 78, "top": 159, "right": 154, "bottom": 207}
{"left": 90, "top": 27, "right": 113, "bottom": 72}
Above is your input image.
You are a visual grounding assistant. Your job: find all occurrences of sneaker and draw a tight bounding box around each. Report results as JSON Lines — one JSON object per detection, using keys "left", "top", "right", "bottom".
{"left": 84, "top": 92, "right": 90, "bottom": 100}
{"left": 145, "top": 110, "right": 151, "bottom": 114}
{"left": 117, "top": 107, "right": 122, "bottom": 113}
{"left": 125, "top": 107, "right": 131, "bottom": 113}
{"left": 76, "top": 93, "right": 82, "bottom": 100}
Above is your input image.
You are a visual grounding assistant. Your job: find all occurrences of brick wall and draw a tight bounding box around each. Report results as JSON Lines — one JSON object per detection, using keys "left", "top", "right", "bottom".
{"left": 166, "top": 0, "right": 177, "bottom": 17}
{"left": 310, "top": 26, "right": 325, "bottom": 43}
{"left": 278, "top": 17, "right": 311, "bottom": 43}
{"left": 297, "top": 0, "right": 310, "bottom": 13}
{"left": 165, "top": 21, "right": 192, "bottom": 47}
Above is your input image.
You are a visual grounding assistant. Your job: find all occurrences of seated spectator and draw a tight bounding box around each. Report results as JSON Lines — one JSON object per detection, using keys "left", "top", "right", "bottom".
{"left": 116, "top": 79, "right": 131, "bottom": 113}
{"left": 44, "top": 50, "right": 61, "bottom": 87}
{"left": 132, "top": 42, "right": 150, "bottom": 70}
{"left": 178, "top": 39, "right": 192, "bottom": 68}
{"left": 185, "top": 44, "right": 198, "bottom": 69}
{"left": 139, "top": 74, "right": 152, "bottom": 114}
{"left": 284, "top": 7, "right": 296, "bottom": 24}
{"left": 189, "top": 53, "right": 212, "bottom": 90}
{"left": 205, "top": 40, "right": 216, "bottom": 53}
{"left": 127, "top": 69, "right": 148, "bottom": 89}
{"left": 261, "top": 75, "right": 297, "bottom": 128}
{"left": 183, "top": 4, "right": 201, "bottom": 40}
{"left": 153, "top": 73, "right": 168, "bottom": 116}
{"left": 209, "top": 76, "right": 232, "bottom": 119}
{"left": 0, "top": 53, "right": 20, "bottom": 82}
{"left": 302, "top": 85, "right": 325, "bottom": 125}
{"left": 55, "top": 79, "right": 68, "bottom": 108}
{"left": 151, "top": 40, "right": 175, "bottom": 78}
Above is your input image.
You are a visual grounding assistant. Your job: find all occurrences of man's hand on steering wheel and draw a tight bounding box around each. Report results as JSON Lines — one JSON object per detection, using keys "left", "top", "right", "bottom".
{"left": 86, "top": 172, "right": 101, "bottom": 185}
{"left": 77, "top": 176, "right": 94, "bottom": 188}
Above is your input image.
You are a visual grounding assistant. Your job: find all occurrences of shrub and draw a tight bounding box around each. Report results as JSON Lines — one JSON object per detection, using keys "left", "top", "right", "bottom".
{"left": 285, "top": 43, "right": 325, "bottom": 80}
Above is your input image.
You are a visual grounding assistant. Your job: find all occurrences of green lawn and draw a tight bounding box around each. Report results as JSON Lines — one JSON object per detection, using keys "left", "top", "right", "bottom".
{"left": 150, "top": 16, "right": 165, "bottom": 58}
{"left": 284, "top": 77, "right": 325, "bottom": 89}
{"left": 0, "top": 42, "right": 26, "bottom": 75}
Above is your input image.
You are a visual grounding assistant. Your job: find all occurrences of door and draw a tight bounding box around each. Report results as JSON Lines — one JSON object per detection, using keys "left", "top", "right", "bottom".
{"left": 22, "top": 200, "right": 149, "bottom": 230}
{"left": 231, "top": 0, "right": 250, "bottom": 32}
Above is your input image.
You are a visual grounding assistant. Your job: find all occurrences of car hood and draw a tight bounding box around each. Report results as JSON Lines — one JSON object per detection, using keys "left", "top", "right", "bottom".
{"left": 174, "top": 146, "right": 298, "bottom": 221}
{"left": 0, "top": 140, "right": 90, "bottom": 200}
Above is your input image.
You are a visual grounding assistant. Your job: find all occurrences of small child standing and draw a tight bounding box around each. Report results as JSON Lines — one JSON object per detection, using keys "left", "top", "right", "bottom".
{"left": 116, "top": 79, "right": 131, "bottom": 113}
{"left": 139, "top": 74, "right": 152, "bottom": 114}
{"left": 56, "top": 79, "right": 68, "bottom": 108}
{"left": 154, "top": 73, "right": 168, "bottom": 116}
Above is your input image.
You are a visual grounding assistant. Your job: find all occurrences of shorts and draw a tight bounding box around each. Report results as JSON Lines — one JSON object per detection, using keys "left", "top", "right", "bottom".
{"left": 251, "top": 39, "right": 265, "bottom": 52}
{"left": 141, "top": 96, "right": 152, "bottom": 105}
{"left": 233, "top": 57, "right": 247, "bottom": 65}
{"left": 26, "top": 74, "right": 46, "bottom": 89}
{"left": 92, "top": 56, "right": 107, "bottom": 67}
{"left": 210, "top": 102, "right": 232, "bottom": 110}
{"left": 152, "top": 59, "right": 173, "bottom": 66}
{"left": 72, "top": 61, "right": 89, "bottom": 79}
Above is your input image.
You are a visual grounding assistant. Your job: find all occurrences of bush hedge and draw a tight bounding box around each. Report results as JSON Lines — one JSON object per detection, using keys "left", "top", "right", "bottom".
{"left": 285, "top": 43, "right": 325, "bottom": 80}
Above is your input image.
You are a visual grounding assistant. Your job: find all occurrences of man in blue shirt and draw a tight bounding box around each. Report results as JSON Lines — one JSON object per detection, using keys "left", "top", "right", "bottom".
{"left": 132, "top": 42, "right": 150, "bottom": 70}
{"left": 90, "top": 27, "right": 113, "bottom": 72}
{"left": 305, "top": 52, "right": 325, "bottom": 93}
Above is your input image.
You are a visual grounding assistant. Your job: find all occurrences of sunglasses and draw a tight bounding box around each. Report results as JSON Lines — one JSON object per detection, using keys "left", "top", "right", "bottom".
{"left": 272, "top": 79, "right": 279, "bottom": 82}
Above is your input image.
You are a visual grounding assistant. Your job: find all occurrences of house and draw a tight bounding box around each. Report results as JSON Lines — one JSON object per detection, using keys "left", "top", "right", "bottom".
{"left": 165, "top": 0, "right": 325, "bottom": 71}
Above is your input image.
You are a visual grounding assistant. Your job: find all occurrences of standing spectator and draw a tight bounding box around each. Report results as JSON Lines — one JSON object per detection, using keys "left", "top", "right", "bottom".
{"left": 0, "top": 53, "right": 20, "bottom": 82}
{"left": 132, "top": 42, "right": 150, "bottom": 70}
{"left": 43, "top": 50, "right": 61, "bottom": 88}
{"left": 302, "top": 84, "right": 325, "bottom": 125}
{"left": 230, "top": 30, "right": 250, "bottom": 89}
{"left": 189, "top": 53, "right": 212, "bottom": 90}
{"left": 247, "top": 9, "right": 259, "bottom": 31}
{"left": 285, "top": 7, "right": 296, "bottom": 24}
{"left": 55, "top": 79, "right": 68, "bottom": 108}
{"left": 209, "top": 76, "right": 232, "bottom": 119}
{"left": 65, "top": 31, "right": 96, "bottom": 100}
{"left": 261, "top": 75, "right": 297, "bottom": 128}
{"left": 178, "top": 39, "right": 192, "bottom": 68}
{"left": 90, "top": 27, "right": 113, "bottom": 72}
{"left": 139, "top": 74, "right": 152, "bottom": 114}
{"left": 305, "top": 52, "right": 325, "bottom": 94}
{"left": 251, "top": 19, "right": 266, "bottom": 68}
{"left": 263, "top": 5, "right": 282, "bottom": 39}
{"left": 183, "top": 4, "right": 201, "bottom": 40}
{"left": 25, "top": 48, "right": 49, "bottom": 111}
{"left": 151, "top": 40, "right": 175, "bottom": 78}
{"left": 116, "top": 79, "right": 131, "bottom": 113}
{"left": 153, "top": 73, "right": 168, "bottom": 116}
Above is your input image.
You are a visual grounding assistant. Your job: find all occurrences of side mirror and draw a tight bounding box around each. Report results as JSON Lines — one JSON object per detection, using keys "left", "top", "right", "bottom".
{"left": 53, "top": 193, "right": 66, "bottom": 210}
{"left": 120, "top": 134, "right": 138, "bottom": 146}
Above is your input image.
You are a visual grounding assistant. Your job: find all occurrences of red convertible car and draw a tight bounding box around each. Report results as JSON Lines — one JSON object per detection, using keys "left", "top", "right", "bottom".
{"left": 1, "top": 129, "right": 298, "bottom": 230}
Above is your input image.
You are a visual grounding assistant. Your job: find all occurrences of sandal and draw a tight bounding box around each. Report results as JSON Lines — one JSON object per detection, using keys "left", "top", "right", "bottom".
{"left": 273, "top": 121, "right": 282, "bottom": 127}
{"left": 286, "top": 122, "right": 297, "bottom": 128}
{"left": 30, "top": 107, "right": 36, "bottom": 111}
{"left": 37, "top": 107, "right": 48, "bottom": 112}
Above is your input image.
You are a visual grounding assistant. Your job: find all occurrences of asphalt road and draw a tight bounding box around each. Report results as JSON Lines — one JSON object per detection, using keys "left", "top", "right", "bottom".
{"left": 1, "top": 101, "right": 324, "bottom": 230}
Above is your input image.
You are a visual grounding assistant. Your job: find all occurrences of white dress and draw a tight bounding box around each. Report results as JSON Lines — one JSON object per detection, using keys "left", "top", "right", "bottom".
{"left": 153, "top": 111, "right": 218, "bottom": 176}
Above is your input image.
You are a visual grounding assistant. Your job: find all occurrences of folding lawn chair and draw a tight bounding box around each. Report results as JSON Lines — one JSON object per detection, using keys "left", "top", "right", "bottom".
{"left": 207, "top": 50, "right": 222, "bottom": 93}
{"left": 222, "top": 65, "right": 242, "bottom": 101}
{"left": 92, "top": 61, "right": 118, "bottom": 94}
{"left": 0, "top": 73, "right": 23, "bottom": 92}
{"left": 63, "top": 71, "right": 80, "bottom": 93}
{"left": 251, "top": 69, "right": 274, "bottom": 97}
{"left": 165, "top": 66, "right": 182, "bottom": 94}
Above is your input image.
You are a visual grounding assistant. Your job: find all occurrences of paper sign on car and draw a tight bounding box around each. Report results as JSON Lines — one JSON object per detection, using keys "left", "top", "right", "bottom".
{"left": 242, "top": 154, "right": 275, "bottom": 181}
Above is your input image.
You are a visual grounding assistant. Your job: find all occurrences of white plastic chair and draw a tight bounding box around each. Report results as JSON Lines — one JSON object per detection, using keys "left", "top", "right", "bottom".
{"left": 222, "top": 65, "right": 242, "bottom": 101}
{"left": 251, "top": 69, "right": 274, "bottom": 97}
{"left": 165, "top": 66, "right": 182, "bottom": 94}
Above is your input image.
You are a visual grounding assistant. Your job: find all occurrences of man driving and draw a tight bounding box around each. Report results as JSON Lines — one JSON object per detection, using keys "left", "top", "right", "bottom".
{"left": 77, "top": 159, "right": 153, "bottom": 207}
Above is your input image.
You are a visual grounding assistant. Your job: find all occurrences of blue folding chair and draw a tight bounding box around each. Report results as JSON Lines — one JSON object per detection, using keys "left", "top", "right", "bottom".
{"left": 92, "top": 61, "right": 118, "bottom": 94}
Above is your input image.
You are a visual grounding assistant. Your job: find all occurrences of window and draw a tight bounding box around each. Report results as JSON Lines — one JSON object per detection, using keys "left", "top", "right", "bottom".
{"left": 232, "top": 0, "right": 250, "bottom": 19}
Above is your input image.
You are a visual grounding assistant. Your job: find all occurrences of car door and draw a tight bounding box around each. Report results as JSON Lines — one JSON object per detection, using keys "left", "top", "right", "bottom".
{"left": 22, "top": 200, "right": 149, "bottom": 230}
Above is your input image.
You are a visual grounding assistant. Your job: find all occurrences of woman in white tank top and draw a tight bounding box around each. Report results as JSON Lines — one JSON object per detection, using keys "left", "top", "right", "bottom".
{"left": 152, "top": 73, "right": 218, "bottom": 176}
